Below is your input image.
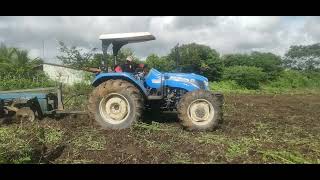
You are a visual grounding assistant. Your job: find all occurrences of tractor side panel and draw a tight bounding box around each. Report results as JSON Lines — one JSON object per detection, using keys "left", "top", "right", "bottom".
{"left": 165, "top": 79, "right": 200, "bottom": 92}
{"left": 92, "top": 73, "right": 148, "bottom": 96}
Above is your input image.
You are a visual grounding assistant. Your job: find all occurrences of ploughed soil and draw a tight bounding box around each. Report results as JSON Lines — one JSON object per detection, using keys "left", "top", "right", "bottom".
{"left": 1, "top": 93, "right": 320, "bottom": 164}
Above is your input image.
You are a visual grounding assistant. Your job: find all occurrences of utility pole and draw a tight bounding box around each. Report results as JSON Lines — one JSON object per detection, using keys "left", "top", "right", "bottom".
{"left": 175, "top": 43, "right": 180, "bottom": 68}
{"left": 42, "top": 40, "right": 45, "bottom": 59}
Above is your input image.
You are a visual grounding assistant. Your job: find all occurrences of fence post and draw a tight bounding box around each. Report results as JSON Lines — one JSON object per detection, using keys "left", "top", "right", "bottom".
{"left": 57, "top": 83, "right": 64, "bottom": 111}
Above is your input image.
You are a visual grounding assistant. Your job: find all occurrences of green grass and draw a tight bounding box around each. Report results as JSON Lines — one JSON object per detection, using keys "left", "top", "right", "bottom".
{"left": 211, "top": 81, "right": 320, "bottom": 95}
{"left": 144, "top": 139, "right": 171, "bottom": 152}
{"left": 56, "top": 158, "right": 95, "bottom": 164}
{"left": 225, "top": 137, "right": 258, "bottom": 161}
{"left": 0, "top": 127, "right": 33, "bottom": 163}
{"left": 0, "top": 124, "right": 66, "bottom": 164}
{"left": 171, "top": 152, "right": 192, "bottom": 164}
{"left": 195, "top": 133, "right": 227, "bottom": 145}
{"left": 260, "top": 150, "right": 315, "bottom": 164}
{"left": 133, "top": 121, "right": 177, "bottom": 132}
{"left": 71, "top": 128, "right": 106, "bottom": 151}
{"left": 43, "top": 127, "right": 64, "bottom": 145}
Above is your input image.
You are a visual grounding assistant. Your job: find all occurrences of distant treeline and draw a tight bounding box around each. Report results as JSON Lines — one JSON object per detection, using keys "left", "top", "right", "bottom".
{"left": 1, "top": 42, "right": 320, "bottom": 90}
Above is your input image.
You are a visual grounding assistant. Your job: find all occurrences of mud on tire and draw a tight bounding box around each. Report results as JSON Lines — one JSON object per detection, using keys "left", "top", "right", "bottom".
{"left": 87, "top": 79, "right": 144, "bottom": 130}
{"left": 177, "top": 90, "right": 224, "bottom": 131}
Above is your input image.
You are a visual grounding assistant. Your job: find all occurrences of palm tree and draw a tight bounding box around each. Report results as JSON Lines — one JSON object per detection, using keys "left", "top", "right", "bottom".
{"left": 0, "top": 44, "right": 43, "bottom": 76}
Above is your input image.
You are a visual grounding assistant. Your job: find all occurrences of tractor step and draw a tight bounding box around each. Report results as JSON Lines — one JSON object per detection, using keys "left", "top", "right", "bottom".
{"left": 54, "top": 110, "right": 88, "bottom": 114}
{"left": 147, "top": 96, "right": 163, "bottom": 100}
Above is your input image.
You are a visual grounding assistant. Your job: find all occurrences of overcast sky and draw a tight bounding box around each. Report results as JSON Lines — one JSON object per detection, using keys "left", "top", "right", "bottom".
{"left": 0, "top": 16, "right": 319, "bottom": 63}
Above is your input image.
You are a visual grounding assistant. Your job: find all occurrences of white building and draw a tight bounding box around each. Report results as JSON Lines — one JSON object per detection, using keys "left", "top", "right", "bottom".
{"left": 40, "top": 63, "right": 90, "bottom": 85}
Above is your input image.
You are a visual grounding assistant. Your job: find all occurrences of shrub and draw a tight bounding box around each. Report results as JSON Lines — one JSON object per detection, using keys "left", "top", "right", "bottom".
{"left": 222, "top": 52, "right": 283, "bottom": 80}
{"left": 267, "top": 70, "right": 320, "bottom": 89}
{"left": 0, "top": 72, "right": 56, "bottom": 91}
{"left": 210, "top": 80, "right": 245, "bottom": 91}
{"left": 222, "top": 66, "right": 267, "bottom": 89}
{"left": 62, "top": 82, "right": 93, "bottom": 110}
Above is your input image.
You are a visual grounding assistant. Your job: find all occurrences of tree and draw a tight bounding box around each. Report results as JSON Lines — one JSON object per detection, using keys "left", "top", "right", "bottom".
{"left": 283, "top": 43, "right": 320, "bottom": 71}
{"left": 145, "top": 54, "right": 175, "bottom": 72}
{"left": 222, "top": 52, "right": 283, "bottom": 80}
{"left": 57, "top": 41, "right": 143, "bottom": 70}
{"left": 167, "top": 43, "right": 223, "bottom": 81}
{"left": 56, "top": 41, "right": 98, "bottom": 69}
{"left": 0, "top": 44, "right": 43, "bottom": 76}
{"left": 222, "top": 66, "right": 267, "bottom": 89}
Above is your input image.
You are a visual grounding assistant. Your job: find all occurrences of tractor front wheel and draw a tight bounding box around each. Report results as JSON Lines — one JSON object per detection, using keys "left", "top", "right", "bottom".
{"left": 177, "top": 90, "right": 224, "bottom": 131}
{"left": 88, "top": 80, "right": 144, "bottom": 130}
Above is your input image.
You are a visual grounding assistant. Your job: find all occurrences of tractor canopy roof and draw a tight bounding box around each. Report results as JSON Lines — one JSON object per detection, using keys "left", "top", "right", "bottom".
{"left": 99, "top": 32, "right": 155, "bottom": 56}
{"left": 99, "top": 32, "right": 156, "bottom": 44}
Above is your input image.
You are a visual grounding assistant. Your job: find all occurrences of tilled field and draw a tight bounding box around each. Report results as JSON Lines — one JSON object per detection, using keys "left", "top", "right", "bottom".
{"left": 1, "top": 93, "right": 320, "bottom": 164}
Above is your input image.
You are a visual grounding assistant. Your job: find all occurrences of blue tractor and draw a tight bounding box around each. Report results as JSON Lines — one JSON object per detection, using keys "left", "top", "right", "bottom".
{"left": 88, "top": 32, "right": 224, "bottom": 131}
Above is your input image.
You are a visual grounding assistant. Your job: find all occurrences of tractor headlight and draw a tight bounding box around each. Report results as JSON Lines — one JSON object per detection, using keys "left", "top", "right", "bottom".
{"left": 191, "top": 79, "right": 202, "bottom": 88}
{"left": 204, "top": 81, "right": 209, "bottom": 87}
{"left": 192, "top": 79, "right": 206, "bottom": 89}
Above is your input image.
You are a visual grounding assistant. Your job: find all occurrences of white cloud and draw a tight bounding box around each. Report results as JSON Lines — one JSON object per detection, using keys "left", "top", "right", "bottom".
{"left": 303, "top": 16, "right": 320, "bottom": 41}
{"left": 0, "top": 16, "right": 319, "bottom": 63}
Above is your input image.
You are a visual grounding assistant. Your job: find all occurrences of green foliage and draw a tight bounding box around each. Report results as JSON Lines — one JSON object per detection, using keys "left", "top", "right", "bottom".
{"left": 212, "top": 70, "right": 320, "bottom": 94}
{"left": 226, "top": 138, "right": 257, "bottom": 160}
{"left": 0, "top": 44, "right": 55, "bottom": 90}
{"left": 222, "top": 66, "right": 267, "bottom": 89}
{"left": 62, "top": 82, "right": 93, "bottom": 110}
{"left": 72, "top": 128, "right": 106, "bottom": 151}
{"left": 43, "top": 128, "right": 64, "bottom": 146}
{"left": 171, "top": 152, "right": 192, "bottom": 164}
{"left": 265, "top": 70, "right": 320, "bottom": 90}
{"left": 267, "top": 70, "right": 309, "bottom": 89}
{"left": 283, "top": 43, "right": 320, "bottom": 71}
{"left": 222, "top": 51, "right": 283, "bottom": 80}
{"left": 56, "top": 41, "right": 142, "bottom": 70}
{"left": 0, "top": 44, "right": 43, "bottom": 76}
{"left": 56, "top": 41, "right": 99, "bottom": 69}
{"left": 167, "top": 43, "right": 223, "bottom": 81}
{"left": 261, "top": 150, "right": 312, "bottom": 164}
{"left": 0, "top": 72, "right": 56, "bottom": 90}
{"left": 145, "top": 54, "right": 175, "bottom": 72}
{"left": 210, "top": 80, "right": 254, "bottom": 93}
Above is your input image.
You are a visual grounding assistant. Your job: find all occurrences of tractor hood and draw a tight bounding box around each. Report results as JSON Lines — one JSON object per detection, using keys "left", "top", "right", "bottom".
{"left": 145, "top": 68, "right": 209, "bottom": 91}
{"left": 164, "top": 72, "right": 208, "bottom": 83}
{"left": 164, "top": 72, "right": 209, "bottom": 90}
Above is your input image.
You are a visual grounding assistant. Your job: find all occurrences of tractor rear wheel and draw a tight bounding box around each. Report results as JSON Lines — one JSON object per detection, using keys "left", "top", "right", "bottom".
{"left": 88, "top": 80, "right": 144, "bottom": 130}
{"left": 177, "top": 90, "right": 224, "bottom": 131}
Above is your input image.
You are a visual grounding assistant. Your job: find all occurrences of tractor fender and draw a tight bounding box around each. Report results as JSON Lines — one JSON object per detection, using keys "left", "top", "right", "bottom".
{"left": 92, "top": 72, "right": 148, "bottom": 97}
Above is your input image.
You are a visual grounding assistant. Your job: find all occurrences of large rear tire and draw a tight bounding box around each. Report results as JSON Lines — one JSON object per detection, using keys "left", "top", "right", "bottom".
{"left": 177, "top": 90, "right": 224, "bottom": 131}
{"left": 88, "top": 80, "right": 144, "bottom": 130}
